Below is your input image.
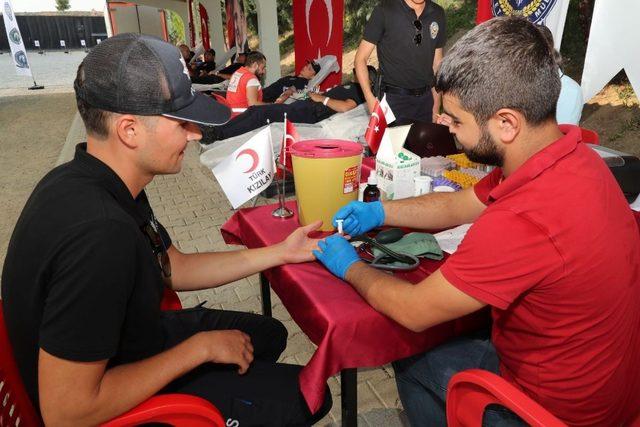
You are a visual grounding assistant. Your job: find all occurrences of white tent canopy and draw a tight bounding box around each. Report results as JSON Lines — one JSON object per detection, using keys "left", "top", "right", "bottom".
{"left": 581, "top": 0, "right": 640, "bottom": 102}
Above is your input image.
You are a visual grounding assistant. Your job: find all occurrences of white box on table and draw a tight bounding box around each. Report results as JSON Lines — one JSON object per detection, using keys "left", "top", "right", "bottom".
{"left": 375, "top": 125, "right": 421, "bottom": 200}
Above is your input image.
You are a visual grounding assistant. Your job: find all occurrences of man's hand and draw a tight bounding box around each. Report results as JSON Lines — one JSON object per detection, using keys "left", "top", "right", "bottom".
{"left": 280, "top": 220, "right": 323, "bottom": 264}
{"left": 198, "top": 330, "right": 254, "bottom": 374}
{"left": 435, "top": 113, "right": 453, "bottom": 128}
{"left": 308, "top": 92, "right": 325, "bottom": 103}
{"left": 313, "top": 234, "right": 361, "bottom": 279}
{"left": 365, "top": 93, "right": 377, "bottom": 114}
{"left": 332, "top": 201, "right": 385, "bottom": 236}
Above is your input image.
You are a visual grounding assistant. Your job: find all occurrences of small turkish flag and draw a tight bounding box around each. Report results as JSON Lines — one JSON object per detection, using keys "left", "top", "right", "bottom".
{"left": 364, "top": 95, "right": 395, "bottom": 155}
{"left": 277, "top": 115, "right": 300, "bottom": 176}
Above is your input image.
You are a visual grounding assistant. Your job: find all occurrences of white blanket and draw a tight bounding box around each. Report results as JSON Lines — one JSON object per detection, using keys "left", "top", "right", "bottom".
{"left": 200, "top": 104, "right": 370, "bottom": 169}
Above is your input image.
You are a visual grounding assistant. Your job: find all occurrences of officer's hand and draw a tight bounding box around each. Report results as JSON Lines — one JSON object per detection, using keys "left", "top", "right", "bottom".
{"left": 365, "top": 94, "right": 377, "bottom": 115}
{"left": 313, "top": 234, "right": 361, "bottom": 280}
{"left": 198, "top": 330, "right": 254, "bottom": 374}
{"left": 332, "top": 201, "right": 385, "bottom": 236}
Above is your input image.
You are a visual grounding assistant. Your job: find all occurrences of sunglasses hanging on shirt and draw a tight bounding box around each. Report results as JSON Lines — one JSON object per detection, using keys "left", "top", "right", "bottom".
{"left": 413, "top": 19, "right": 423, "bottom": 46}
{"left": 141, "top": 216, "right": 172, "bottom": 278}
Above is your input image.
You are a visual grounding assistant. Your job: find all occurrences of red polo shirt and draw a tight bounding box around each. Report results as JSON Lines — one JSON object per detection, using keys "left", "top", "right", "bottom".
{"left": 441, "top": 125, "right": 640, "bottom": 425}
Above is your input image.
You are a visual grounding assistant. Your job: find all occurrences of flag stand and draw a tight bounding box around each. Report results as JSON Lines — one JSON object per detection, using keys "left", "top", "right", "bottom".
{"left": 272, "top": 116, "right": 293, "bottom": 218}
{"left": 28, "top": 77, "right": 44, "bottom": 90}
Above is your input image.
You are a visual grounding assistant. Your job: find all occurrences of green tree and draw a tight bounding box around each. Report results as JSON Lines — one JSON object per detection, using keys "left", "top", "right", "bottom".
{"left": 55, "top": 0, "right": 70, "bottom": 12}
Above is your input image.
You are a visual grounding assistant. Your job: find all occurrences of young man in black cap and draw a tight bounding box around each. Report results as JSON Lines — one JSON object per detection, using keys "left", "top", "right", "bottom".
{"left": 1, "top": 33, "right": 331, "bottom": 426}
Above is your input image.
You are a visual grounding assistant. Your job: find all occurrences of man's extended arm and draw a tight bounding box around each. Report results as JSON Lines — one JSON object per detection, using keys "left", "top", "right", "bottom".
{"left": 333, "top": 187, "right": 487, "bottom": 236}
{"left": 382, "top": 186, "right": 486, "bottom": 230}
{"left": 308, "top": 91, "right": 357, "bottom": 113}
{"left": 313, "top": 237, "right": 485, "bottom": 332}
{"left": 346, "top": 264, "right": 485, "bottom": 332}
{"left": 166, "top": 221, "right": 321, "bottom": 292}
{"left": 354, "top": 40, "right": 377, "bottom": 113}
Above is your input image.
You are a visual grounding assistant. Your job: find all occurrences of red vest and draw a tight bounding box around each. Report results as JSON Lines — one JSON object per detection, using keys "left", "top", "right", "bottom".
{"left": 226, "top": 66, "right": 263, "bottom": 112}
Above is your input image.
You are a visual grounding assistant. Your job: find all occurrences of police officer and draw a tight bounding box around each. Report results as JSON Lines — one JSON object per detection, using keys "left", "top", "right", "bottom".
{"left": 355, "top": 0, "right": 446, "bottom": 125}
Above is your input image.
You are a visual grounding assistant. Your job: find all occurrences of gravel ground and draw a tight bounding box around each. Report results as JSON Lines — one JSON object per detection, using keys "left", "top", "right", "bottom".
{"left": 0, "top": 49, "right": 88, "bottom": 90}
{"left": 0, "top": 93, "right": 77, "bottom": 267}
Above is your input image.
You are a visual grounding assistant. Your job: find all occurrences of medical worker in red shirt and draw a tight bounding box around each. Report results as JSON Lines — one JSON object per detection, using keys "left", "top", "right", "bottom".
{"left": 226, "top": 51, "right": 272, "bottom": 114}
{"left": 315, "top": 17, "right": 640, "bottom": 427}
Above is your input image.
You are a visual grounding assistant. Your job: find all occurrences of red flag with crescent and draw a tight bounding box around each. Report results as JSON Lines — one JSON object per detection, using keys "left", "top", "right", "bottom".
{"left": 292, "top": 0, "right": 344, "bottom": 90}
{"left": 278, "top": 117, "right": 300, "bottom": 176}
{"left": 364, "top": 95, "right": 395, "bottom": 155}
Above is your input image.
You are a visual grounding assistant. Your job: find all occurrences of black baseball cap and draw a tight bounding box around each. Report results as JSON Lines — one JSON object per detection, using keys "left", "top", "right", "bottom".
{"left": 74, "top": 33, "right": 230, "bottom": 126}
{"left": 307, "top": 59, "right": 321, "bottom": 74}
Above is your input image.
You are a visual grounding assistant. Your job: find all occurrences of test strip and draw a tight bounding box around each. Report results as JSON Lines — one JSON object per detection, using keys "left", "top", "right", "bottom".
{"left": 336, "top": 219, "right": 344, "bottom": 235}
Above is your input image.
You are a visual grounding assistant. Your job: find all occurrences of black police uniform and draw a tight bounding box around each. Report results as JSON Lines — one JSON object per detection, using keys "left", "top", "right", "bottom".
{"left": 1, "top": 144, "right": 330, "bottom": 425}
{"left": 364, "top": 0, "right": 446, "bottom": 124}
{"left": 262, "top": 76, "right": 310, "bottom": 103}
{"left": 214, "top": 83, "right": 365, "bottom": 141}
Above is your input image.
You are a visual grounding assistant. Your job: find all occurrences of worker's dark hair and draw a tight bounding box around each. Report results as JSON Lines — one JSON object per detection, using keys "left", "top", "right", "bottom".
{"left": 245, "top": 51, "right": 266, "bottom": 67}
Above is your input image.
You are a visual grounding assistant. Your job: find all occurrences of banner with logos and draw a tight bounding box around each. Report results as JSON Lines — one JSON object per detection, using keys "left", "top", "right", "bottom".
{"left": 293, "top": 0, "right": 344, "bottom": 90}
{"left": 476, "top": 0, "right": 570, "bottom": 50}
{"left": 2, "top": 0, "right": 32, "bottom": 77}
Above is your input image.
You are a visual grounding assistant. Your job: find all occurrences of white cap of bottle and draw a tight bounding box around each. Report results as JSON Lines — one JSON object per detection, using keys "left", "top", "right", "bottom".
{"left": 367, "top": 174, "right": 377, "bottom": 186}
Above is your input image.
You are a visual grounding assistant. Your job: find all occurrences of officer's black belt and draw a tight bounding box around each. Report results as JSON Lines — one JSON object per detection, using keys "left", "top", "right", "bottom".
{"left": 381, "top": 83, "right": 429, "bottom": 97}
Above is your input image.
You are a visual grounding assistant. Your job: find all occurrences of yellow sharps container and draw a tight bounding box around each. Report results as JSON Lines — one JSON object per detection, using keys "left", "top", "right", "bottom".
{"left": 290, "top": 140, "right": 363, "bottom": 231}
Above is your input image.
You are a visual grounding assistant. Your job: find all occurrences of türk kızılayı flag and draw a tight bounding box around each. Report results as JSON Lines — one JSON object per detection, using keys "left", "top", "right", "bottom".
{"left": 212, "top": 127, "right": 275, "bottom": 208}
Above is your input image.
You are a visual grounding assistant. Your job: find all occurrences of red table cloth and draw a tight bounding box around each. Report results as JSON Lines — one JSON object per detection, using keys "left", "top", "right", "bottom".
{"left": 221, "top": 201, "right": 489, "bottom": 413}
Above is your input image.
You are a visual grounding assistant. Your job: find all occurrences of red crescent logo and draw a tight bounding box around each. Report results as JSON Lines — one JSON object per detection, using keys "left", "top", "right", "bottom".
{"left": 236, "top": 149, "right": 259, "bottom": 173}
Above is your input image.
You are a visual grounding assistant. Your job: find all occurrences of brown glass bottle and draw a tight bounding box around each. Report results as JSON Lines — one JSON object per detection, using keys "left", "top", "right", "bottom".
{"left": 363, "top": 174, "right": 380, "bottom": 202}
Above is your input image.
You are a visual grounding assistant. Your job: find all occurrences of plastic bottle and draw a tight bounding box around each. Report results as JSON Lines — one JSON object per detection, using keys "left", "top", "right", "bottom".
{"left": 363, "top": 174, "right": 381, "bottom": 202}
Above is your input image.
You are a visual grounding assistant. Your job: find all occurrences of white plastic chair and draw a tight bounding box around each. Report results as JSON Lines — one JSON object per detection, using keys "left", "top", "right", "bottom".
{"left": 284, "top": 55, "right": 341, "bottom": 103}
{"left": 305, "top": 55, "right": 340, "bottom": 90}
{"left": 214, "top": 46, "right": 238, "bottom": 71}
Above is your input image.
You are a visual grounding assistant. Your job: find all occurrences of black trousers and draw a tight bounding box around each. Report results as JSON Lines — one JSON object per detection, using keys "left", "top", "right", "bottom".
{"left": 385, "top": 91, "right": 434, "bottom": 126}
{"left": 217, "top": 102, "right": 321, "bottom": 141}
{"left": 160, "top": 307, "right": 331, "bottom": 426}
{"left": 191, "top": 74, "right": 225, "bottom": 85}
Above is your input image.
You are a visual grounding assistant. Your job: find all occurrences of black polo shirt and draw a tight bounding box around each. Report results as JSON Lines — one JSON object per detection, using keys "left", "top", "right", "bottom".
{"left": 312, "top": 82, "right": 366, "bottom": 120}
{"left": 262, "top": 76, "right": 309, "bottom": 102}
{"left": 1, "top": 144, "right": 169, "bottom": 407}
{"left": 364, "top": 0, "right": 446, "bottom": 89}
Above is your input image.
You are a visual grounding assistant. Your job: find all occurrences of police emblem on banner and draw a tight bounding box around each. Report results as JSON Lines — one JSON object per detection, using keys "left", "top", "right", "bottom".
{"left": 9, "top": 28, "right": 21, "bottom": 44}
{"left": 430, "top": 21, "right": 439, "bottom": 40}
{"left": 491, "top": 0, "right": 558, "bottom": 24}
{"left": 4, "top": 2, "right": 13, "bottom": 21}
{"left": 15, "top": 50, "right": 28, "bottom": 68}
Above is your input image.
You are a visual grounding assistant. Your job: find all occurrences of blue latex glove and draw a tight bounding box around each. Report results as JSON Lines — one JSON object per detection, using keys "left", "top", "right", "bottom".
{"left": 332, "top": 201, "right": 385, "bottom": 236}
{"left": 313, "top": 234, "right": 361, "bottom": 280}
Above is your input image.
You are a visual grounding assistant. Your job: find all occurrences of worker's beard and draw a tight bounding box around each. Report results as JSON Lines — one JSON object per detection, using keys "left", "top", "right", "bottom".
{"left": 461, "top": 125, "right": 505, "bottom": 167}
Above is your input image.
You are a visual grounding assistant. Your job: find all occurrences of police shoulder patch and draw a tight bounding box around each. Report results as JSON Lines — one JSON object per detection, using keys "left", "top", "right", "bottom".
{"left": 430, "top": 21, "right": 439, "bottom": 40}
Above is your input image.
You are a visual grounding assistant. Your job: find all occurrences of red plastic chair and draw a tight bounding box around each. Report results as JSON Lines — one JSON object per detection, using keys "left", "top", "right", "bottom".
{"left": 446, "top": 369, "right": 566, "bottom": 427}
{"left": 580, "top": 127, "right": 600, "bottom": 145}
{"left": 0, "top": 292, "right": 225, "bottom": 427}
{"left": 160, "top": 286, "right": 183, "bottom": 311}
